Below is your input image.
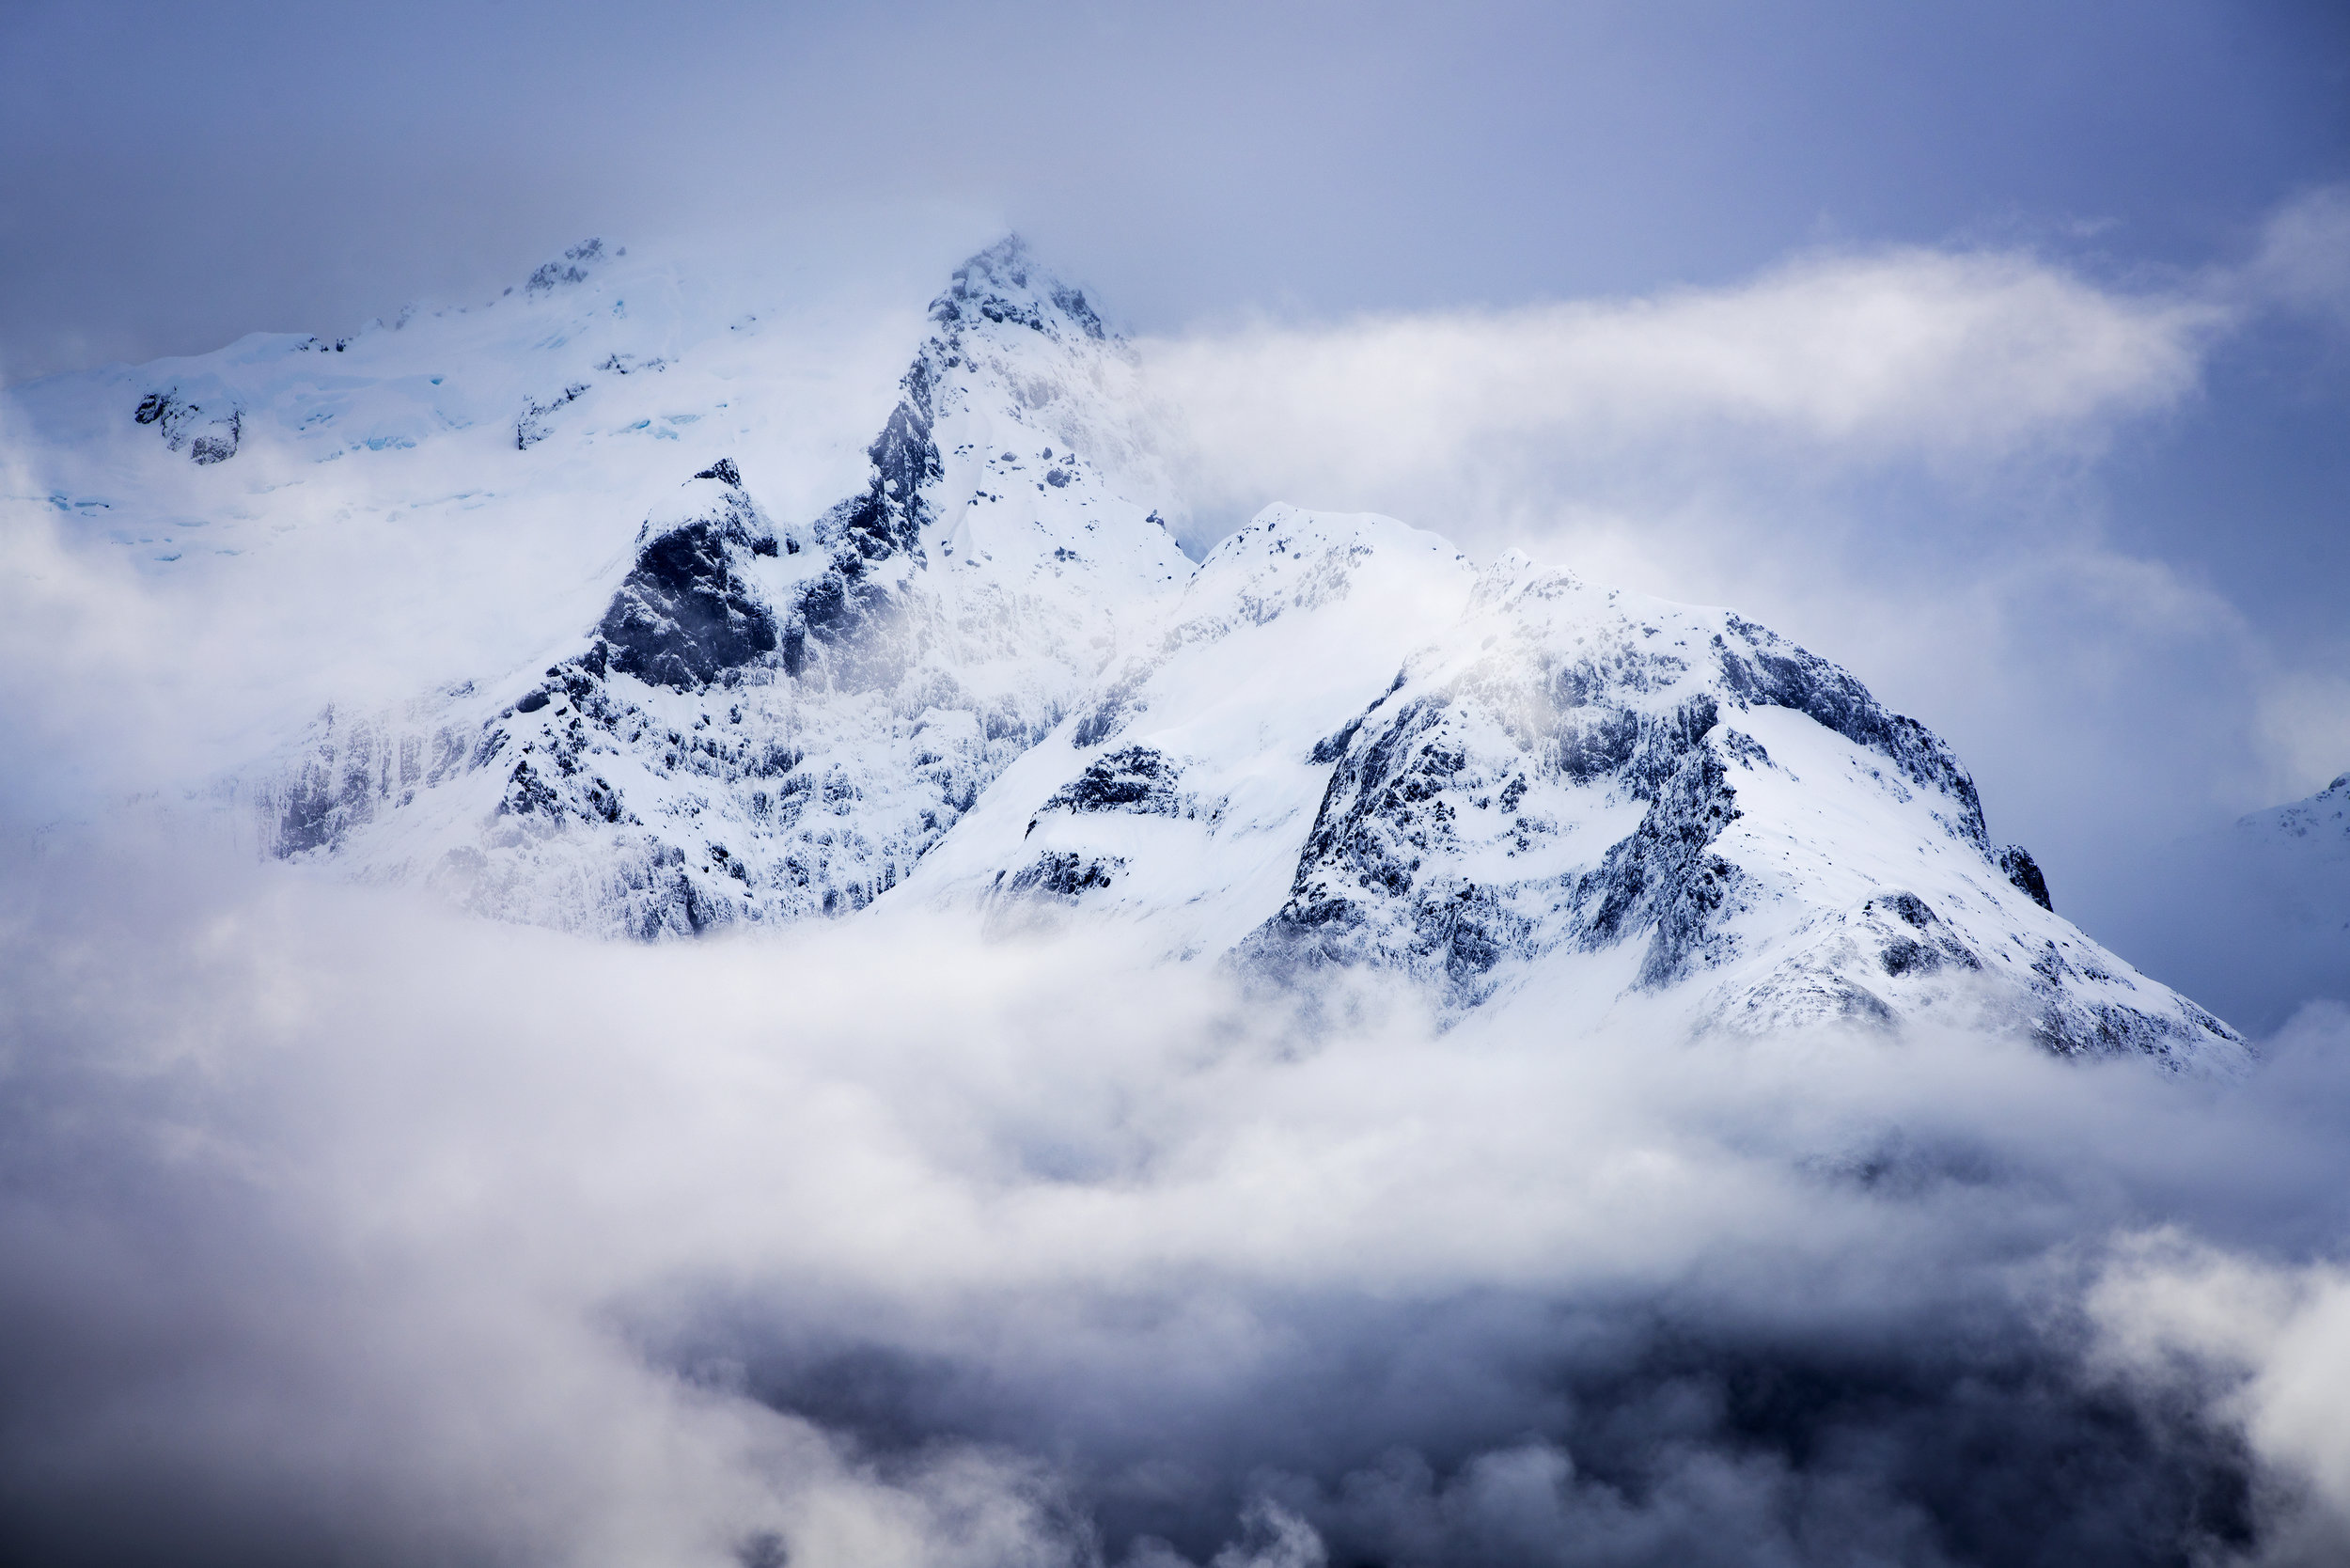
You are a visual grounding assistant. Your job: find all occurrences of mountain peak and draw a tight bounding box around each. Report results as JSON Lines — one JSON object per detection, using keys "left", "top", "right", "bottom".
{"left": 2238, "top": 768, "right": 2350, "bottom": 850}
{"left": 930, "top": 235, "right": 1108, "bottom": 343}
{"left": 522, "top": 238, "right": 616, "bottom": 296}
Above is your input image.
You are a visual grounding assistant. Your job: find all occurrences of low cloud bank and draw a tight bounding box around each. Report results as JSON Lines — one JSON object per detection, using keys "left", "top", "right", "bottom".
{"left": 5, "top": 830, "right": 2350, "bottom": 1566}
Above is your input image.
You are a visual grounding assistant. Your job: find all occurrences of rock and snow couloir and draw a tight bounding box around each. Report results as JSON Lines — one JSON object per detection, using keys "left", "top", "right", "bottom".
{"left": 21, "top": 235, "right": 2246, "bottom": 1065}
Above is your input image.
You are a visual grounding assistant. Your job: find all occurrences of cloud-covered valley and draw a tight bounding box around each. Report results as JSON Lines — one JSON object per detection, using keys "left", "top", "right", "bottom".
{"left": 4, "top": 822, "right": 2349, "bottom": 1566}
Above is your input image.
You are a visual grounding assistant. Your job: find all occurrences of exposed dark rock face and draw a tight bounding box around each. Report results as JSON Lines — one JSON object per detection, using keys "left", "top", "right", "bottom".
{"left": 1042, "top": 747, "right": 1180, "bottom": 818}
{"left": 1999, "top": 845, "right": 2053, "bottom": 911}
{"left": 594, "top": 468, "right": 780, "bottom": 691}
{"left": 1244, "top": 693, "right": 1531, "bottom": 1001}
{"left": 270, "top": 702, "right": 476, "bottom": 857}
{"left": 265, "top": 237, "right": 1172, "bottom": 946}
{"left": 274, "top": 729, "right": 375, "bottom": 855}
{"left": 1246, "top": 644, "right": 1764, "bottom": 1005}
{"left": 928, "top": 235, "right": 1107, "bottom": 341}
{"left": 1239, "top": 572, "right": 2020, "bottom": 1012}
{"left": 1307, "top": 713, "right": 1368, "bottom": 766}
{"left": 1862, "top": 893, "right": 1983, "bottom": 979}
{"left": 134, "top": 388, "right": 242, "bottom": 463}
{"left": 1573, "top": 741, "right": 1746, "bottom": 989}
{"left": 776, "top": 554, "right": 914, "bottom": 693}
{"left": 765, "top": 319, "right": 952, "bottom": 690}
{"left": 516, "top": 383, "right": 589, "bottom": 449}
{"left": 844, "top": 356, "right": 942, "bottom": 558}
{"left": 1071, "top": 686, "right": 1136, "bottom": 749}
{"left": 598, "top": 523, "right": 777, "bottom": 689}
{"left": 525, "top": 238, "right": 605, "bottom": 294}
{"left": 675, "top": 234, "right": 1128, "bottom": 699}
{"left": 2029, "top": 980, "right": 2239, "bottom": 1061}
{"left": 980, "top": 848, "right": 1130, "bottom": 938}
{"left": 1006, "top": 851, "right": 1124, "bottom": 900}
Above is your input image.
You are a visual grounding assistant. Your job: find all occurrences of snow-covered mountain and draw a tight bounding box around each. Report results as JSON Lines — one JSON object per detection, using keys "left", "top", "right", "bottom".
{"left": 8, "top": 238, "right": 2247, "bottom": 1067}
{"left": 2240, "top": 771, "right": 2350, "bottom": 861}
{"left": 2218, "top": 769, "right": 2350, "bottom": 960}
{"left": 240, "top": 240, "right": 1193, "bottom": 934}
{"left": 915, "top": 505, "right": 2240, "bottom": 1064}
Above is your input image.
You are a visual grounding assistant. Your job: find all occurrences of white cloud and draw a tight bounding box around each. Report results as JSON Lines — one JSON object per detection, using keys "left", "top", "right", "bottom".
{"left": 2090, "top": 1224, "right": 2350, "bottom": 1564}
{"left": 9, "top": 832, "right": 2350, "bottom": 1564}
{"left": 1143, "top": 246, "right": 2220, "bottom": 518}
{"left": 1134, "top": 234, "right": 2340, "bottom": 887}
{"left": 2247, "top": 185, "right": 2350, "bottom": 328}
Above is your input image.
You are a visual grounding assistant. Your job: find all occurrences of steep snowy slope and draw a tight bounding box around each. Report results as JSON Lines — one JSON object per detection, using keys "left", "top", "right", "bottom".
{"left": 927, "top": 507, "right": 2245, "bottom": 1067}
{"left": 244, "top": 241, "right": 1194, "bottom": 934}
{"left": 2219, "top": 770, "right": 2350, "bottom": 960}
{"left": 2210, "top": 772, "right": 2347, "bottom": 1017}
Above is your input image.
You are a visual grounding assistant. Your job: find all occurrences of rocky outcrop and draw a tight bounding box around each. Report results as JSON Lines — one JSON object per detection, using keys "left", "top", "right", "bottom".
{"left": 596, "top": 463, "right": 782, "bottom": 690}
{"left": 1233, "top": 557, "right": 1996, "bottom": 1009}
{"left": 515, "top": 383, "right": 588, "bottom": 449}
{"left": 1998, "top": 845, "right": 2053, "bottom": 910}
{"left": 134, "top": 385, "right": 242, "bottom": 463}
{"left": 525, "top": 238, "right": 609, "bottom": 294}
